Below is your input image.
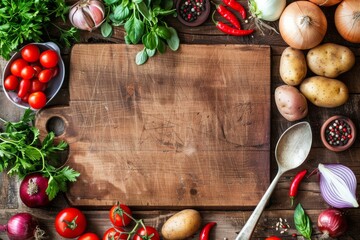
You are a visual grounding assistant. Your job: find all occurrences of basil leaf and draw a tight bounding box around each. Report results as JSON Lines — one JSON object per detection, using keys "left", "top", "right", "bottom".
{"left": 155, "top": 26, "right": 171, "bottom": 40}
{"left": 101, "top": 22, "right": 113, "bottom": 37}
{"left": 143, "top": 31, "right": 158, "bottom": 50}
{"left": 166, "top": 27, "right": 179, "bottom": 51}
{"left": 136, "top": 48, "right": 148, "bottom": 65}
{"left": 132, "top": 0, "right": 143, "bottom": 4}
{"left": 294, "top": 203, "right": 312, "bottom": 240}
{"left": 161, "top": 0, "right": 174, "bottom": 10}
{"left": 137, "top": 2, "right": 152, "bottom": 21}
{"left": 146, "top": 48, "right": 156, "bottom": 57}
{"left": 104, "top": 0, "right": 119, "bottom": 4}
{"left": 157, "top": 39, "right": 166, "bottom": 54}
{"left": 124, "top": 16, "right": 144, "bottom": 44}
{"left": 114, "top": 5, "right": 130, "bottom": 21}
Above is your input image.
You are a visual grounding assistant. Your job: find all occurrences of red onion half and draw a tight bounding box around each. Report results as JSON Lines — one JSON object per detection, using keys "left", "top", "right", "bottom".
{"left": 317, "top": 208, "right": 347, "bottom": 238}
{"left": 0, "top": 213, "right": 45, "bottom": 240}
{"left": 19, "top": 173, "right": 50, "bottom": 208}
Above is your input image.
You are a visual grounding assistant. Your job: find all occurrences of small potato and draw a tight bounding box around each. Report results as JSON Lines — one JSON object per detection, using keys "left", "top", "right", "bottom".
{"left": 280, "top": 47, "right": 307, "bottom": 86}
{"left": 307, "top": 43, "right": 355, "bottom": 78}
{"left": 300, "top": 76, "right": 349, "bottom": 108}
{"left": 161, "top": 209, "right": 202, "bottom": 240}
{"left": 275, "top": 85, "right": 308, "bottom": 121}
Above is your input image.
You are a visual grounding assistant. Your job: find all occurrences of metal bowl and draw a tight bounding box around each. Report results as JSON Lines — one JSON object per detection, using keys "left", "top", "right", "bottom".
{"left": 2, "top": 42, "right": 65, "bottom": 110}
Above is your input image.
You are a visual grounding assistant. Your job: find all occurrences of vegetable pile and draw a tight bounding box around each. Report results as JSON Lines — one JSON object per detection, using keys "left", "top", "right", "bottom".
{"left": 0, "top": 0, "right": 78, "bottom": 60}
{"left": 0, "top": 109, "right": 80, "bottom": 202}
{"left": 100, "top": 0, "right": 180, "bottom": 65}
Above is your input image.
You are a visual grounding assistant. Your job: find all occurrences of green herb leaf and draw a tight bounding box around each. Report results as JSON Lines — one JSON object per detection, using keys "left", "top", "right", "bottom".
{"left": 155, "top": 26, "right": 171, "bottom": 40}
{"left": 143, "top": 31, "right": 159, "bottom": 50}
{"left": 114, "top": 5, "right": 130, "bottom": 21}
{"left": 136, "top": 48, "right": 148, "bottom": 65}
{"left": 166, "top": 27, "right": 180, "bottom": 51}
{"left": 101, "top": 21, "right": 113, "bottom": 37}
{"left": 146, "top": 48, "right": 156, "bottom": 57}
{"left": 157, "top": 39, "right": 166, "bottom": 54}
{"left": 294, "top": 203, "right": 312, "bottom": 240}
{"left": 124, "top": 16, "right": 145, "bottom": 44}
{"left": 137, "top": 2, "right": 152, "bottom": 21}
{"left": 104, "top": 0, "right": 119, "bottom": 4}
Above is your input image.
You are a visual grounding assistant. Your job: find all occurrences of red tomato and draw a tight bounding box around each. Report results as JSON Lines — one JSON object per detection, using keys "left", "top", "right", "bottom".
{"left": 21, "top": 93, "right": 30, "bottom": 103}
{"left": 30, "top": 79, "right": 46, "bottom": 92}
{"left": 28, "top": 91, "right": 47, "bottom": 109}
{"left": 265, "top": 237, "right": 282, "bottom": 240}
{"left": 38, "top": 69, "right": 53, "bottom": 83}
{"left": 55, "top": 207, "right": 87, "bottom": 239}
{"left": 10, "top": 58, "right": 28, "bottom": 77}
{"left": 133, "top": 226, "right": 160, "bottom": 240}
{"left": 109, "top": 203, "right": 132, "bottom": 227}
{"left": 78, "top": 232, "right": 100, "bottom": 240}
{"left": 17, "top": 79, "right": 31, "bottom": 98}
{"left": 102, "top": 228, "right": 128, "bottom": 240}
{"left": 40, "top": 49, "right": 59, "bottom": 68}
{"left": 32, "top": 65, "right": 43, "bottom": 77}
{"left": 4, "top": 75, "right": 19, "bottom": 91}
{"left": 21, "top": 65, "right": 36, "bottom": 80}
{"left": 50, "top": 66, "right": 59, "bottom": 78}
{"left": 21, "top": 44, "right": 40, "bottom": 62}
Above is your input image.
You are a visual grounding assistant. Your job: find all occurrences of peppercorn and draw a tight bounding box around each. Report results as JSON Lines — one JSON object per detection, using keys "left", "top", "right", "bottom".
{"left": 179, "top": 0, "right": 206, "bottom": 22}
{"left": 325, "top": 119, "right": 352, "bottom": 146}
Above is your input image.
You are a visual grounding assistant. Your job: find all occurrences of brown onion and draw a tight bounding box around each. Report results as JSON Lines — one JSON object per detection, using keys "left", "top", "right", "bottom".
{"left": 317, "top": 208, "right": 347, "bottom": 238}
{"left": 279, "top": 1, "right": 327, "bottom": 50}
{"left": 69, "top": 0, "right": 105, "bottom": 31}
{"left": 309, "top": 0, "right": 342, "bottom": 7}
{"left": 335, "top": 0, "right": 360, "bottom": 43}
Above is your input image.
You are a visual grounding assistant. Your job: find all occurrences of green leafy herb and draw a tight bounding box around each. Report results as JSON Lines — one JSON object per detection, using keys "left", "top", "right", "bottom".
{"left": 0, "top": 109, "right": 80, "bottom": 200}
{"left": 0, "top": 0, "right": 79, "bottom": 60}
{"left": 103, "top": 0, "right": 180, "bottom": 64}
{"left": 294, "top": 203, "right": 312, "bottom": 240}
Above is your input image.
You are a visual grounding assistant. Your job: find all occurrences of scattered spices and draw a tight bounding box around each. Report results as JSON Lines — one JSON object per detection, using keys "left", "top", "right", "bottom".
{"left": 275, "top": 218, "right": 290, "bottom": 233}
{"left": 179, "top": 0, "right": 207, "bottom": 22}
{"left": 289, "top": 169, "right": 307, "bottom": 207}
{"left": 324, "top": 119, "right": 352, "bottom": 146}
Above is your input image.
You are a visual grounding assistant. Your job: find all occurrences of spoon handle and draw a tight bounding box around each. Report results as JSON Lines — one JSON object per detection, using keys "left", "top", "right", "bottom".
{"left": 235, "top": 171, "right": 283, "bottom": 240}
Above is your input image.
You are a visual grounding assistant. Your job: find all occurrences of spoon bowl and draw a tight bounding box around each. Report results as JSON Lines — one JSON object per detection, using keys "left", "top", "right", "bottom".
{"left": 236, "top": 122, "right": 312, "bottom": 240}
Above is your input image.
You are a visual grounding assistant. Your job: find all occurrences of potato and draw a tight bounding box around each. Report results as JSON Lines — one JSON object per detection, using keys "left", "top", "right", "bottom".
{"left": 300, "top": 76, "right": 349, "bottom": 108}
{"left": 161, "top": 209, "right": 202, "bottom": 240}
{"left": 275, "top": 85, "right": 308, "bottom": 121}
{"left": 279, "top": 47, "right": 307, "bottom": 86}
{"left": 307, "top": 43, "right": 355, "bottom": 78}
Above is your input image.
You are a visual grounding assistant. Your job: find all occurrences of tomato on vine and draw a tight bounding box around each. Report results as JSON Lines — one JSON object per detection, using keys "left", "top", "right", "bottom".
{"left": 103, "top": 227, "right": 128, "bottom": 240}
{"left": 109, "top": 203, "right": 132, "bottom": 227}
{"left": 55, "top": 207, "right": 87, "bottom": 238}
{"left": 133, "top": 226, "right": 160, "bottom": 240}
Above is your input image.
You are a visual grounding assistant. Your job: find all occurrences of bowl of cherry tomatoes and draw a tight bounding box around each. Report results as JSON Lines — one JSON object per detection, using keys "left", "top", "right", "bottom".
{"left": 2, "top": 42, "right": 65, "bottom": 110}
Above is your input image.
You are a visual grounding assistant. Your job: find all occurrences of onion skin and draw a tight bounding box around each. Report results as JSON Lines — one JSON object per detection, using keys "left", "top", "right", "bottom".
{"left": 309, "top": 0, "right": 343, "bottom": 7}
{"left": 1, "top": 213, "right": 38, "bottom": 240}
{"left": 279, "top": 1, "right": 327, "bottom": 50}
{"left": 20, "top": 173, "right": 50, "bottom": 208}
{"left": 317, "top": 209, "right": 347, "bottom": 238}
{"left": 335, "top": 0, "right": 360, "bottom": 43}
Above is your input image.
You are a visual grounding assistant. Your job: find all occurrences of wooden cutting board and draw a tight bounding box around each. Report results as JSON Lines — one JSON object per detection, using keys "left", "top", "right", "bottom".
{"left": 35, "top": 44, "right": 271, "bottom": 208}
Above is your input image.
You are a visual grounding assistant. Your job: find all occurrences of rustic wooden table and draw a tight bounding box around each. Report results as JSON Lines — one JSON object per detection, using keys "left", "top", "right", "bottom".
{"left": 1, "top": 0, "right": 360, "bottom": 239}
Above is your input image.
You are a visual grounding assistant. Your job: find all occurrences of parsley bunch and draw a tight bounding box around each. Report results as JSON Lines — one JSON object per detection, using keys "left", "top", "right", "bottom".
{"left": 0, "top": 0, "right": 78, "bottom": 60}
{"left": 0, "top": 109, "right": 80, "bottom": 200}
{"left": 101, "top": 0, "right": 180, "bottom": 65}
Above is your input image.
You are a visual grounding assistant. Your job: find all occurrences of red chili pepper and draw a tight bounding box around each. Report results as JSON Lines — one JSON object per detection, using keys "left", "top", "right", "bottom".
{"left": 289, "top": 169, "right": 307, "bottom": 207}
{"left": 199, "top": 222, "right": 216, "bottom": 240}
{"left": 222, "top": 0, "right": 246, "bottom": 19}
{"left": 215, "top": 20, "right": 253, "bottom": 36}
{"left": 215, "top": 4, "right": 241, "bottom": 29}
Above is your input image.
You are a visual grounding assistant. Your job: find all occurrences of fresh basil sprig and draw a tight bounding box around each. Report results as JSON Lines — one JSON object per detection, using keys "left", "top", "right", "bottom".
{"left": 294, "top": 203, "right": 312, "bottom": 240}
{"left": 102, "top": 0, "right": 180, "bottom": 65}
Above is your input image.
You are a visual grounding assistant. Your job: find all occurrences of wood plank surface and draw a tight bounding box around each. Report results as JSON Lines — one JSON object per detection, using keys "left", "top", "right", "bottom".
{"left": 35, "top": 44, "right": 271, "bottom": 208}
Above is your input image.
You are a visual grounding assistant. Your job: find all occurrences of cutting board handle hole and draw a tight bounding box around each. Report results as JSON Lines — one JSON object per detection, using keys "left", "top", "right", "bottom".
{"left": 46, "top": 116, "right": 65, "bottom": 136}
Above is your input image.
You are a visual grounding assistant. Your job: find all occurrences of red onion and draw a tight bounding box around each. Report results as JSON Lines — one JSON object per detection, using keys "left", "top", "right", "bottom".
{"left": 20, "top": 173, "right": 50, "bottom": 208}
{"left": 0, "top": 213, "right": 45, "bottom": 240}
{"left": 318, "top": 163, "right": 359, "bottom": 208}
{"left": 317, "top": 208, "right": 347, "bottom": 238}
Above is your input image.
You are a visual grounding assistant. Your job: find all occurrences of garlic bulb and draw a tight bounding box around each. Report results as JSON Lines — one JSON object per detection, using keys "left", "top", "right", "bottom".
{"left": 69, "top": 0, "right": 105, "bottom": 31}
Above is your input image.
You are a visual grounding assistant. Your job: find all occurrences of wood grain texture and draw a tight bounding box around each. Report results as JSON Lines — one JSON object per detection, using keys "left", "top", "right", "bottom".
{"left": 35, "top": 44, "right": 271, "bottom": 208}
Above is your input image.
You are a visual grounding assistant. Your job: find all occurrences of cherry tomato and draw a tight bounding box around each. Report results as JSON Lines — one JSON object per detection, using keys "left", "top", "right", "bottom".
{"left": 50, "top": 66, "right": 59, "bottom": 78}
{"left": 38, "top": 69, "right": 53, "bottom": 83}
{"left": 109, "top": 203, "right": 132, "bottom": 227}
{"left": 17, "top": 79, "right": 31, "bottom": 98}
{"left": 40, "top": 49, "right": 59, "bottom": 68}
{"left": 78, "top": 232, "right": 100, "bottom": 240}
{"left": 28, "top": 91, "right": 47, "bottom": 109}
{"left": 21, "top": 93, "right": 30, "bottom": 103}
{"left": 133, "top": 226, "right": 160, "bottom": 240}
{"left": 55, "top": 207, "right": 87, "bottom": 239}
{"left": 102, "top": 227, "right": 128, "bottom": 240}
{"left": 21, "top": 65, "right": 36, "bottom": 80}
{"left": 30, "top": 79, "right": 46, "bottom": 92}
{"left": 10, "top": 58, "right": 28, "bottom": 77}
{"left": 21, "top": 44, "right": 40, "bottom": 62}
{"left": 265, "top": 237, "right": 282, "bottom": 240}
{"left": 4, "top": 75, "right": 19, "bottom": 91}
{"left": 32, "top": 65, "right": 43, "bottom": 77}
